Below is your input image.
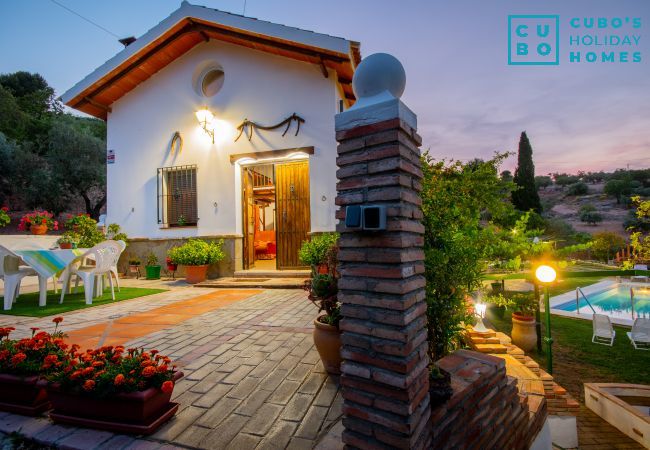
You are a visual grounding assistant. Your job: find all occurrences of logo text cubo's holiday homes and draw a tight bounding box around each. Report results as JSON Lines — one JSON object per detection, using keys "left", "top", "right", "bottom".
{"left": 508, "top": 15, "right": 642, "bottom": 65}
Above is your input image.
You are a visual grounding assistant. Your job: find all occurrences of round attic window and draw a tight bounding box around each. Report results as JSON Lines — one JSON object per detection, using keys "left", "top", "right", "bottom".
{"left": 200, "top": 68, "right": 224, "bottom": 97}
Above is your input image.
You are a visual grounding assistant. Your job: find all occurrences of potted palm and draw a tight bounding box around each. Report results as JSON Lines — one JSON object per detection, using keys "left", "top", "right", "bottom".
{"left": 0, "top": 318, "right": 67, "bottom": 415}
{"left": 145, "top": 253, "right": 161, "bottom": 280}
{"left": 167, "top": 239, "right": 225, "bottom": 284}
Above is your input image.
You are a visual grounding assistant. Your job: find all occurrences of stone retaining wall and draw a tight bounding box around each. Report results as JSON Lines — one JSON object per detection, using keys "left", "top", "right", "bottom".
{"left": 118, "top": 235, "right": 242, "bottom": 278}
{"left": 432, "top": 349, "right": 548, "bottom": 449}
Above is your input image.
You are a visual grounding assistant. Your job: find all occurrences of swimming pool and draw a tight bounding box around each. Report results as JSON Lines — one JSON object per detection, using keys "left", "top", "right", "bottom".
{"left": 555, "top": 285, "right": 650, "bottom": 321}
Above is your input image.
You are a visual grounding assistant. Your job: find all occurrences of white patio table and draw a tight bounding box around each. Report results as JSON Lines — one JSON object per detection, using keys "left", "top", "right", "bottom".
{"left": 0, "top": 246, "right": 87, "bottom": 307}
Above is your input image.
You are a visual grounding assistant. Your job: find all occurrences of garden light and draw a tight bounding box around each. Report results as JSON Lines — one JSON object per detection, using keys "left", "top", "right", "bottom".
{"left": 535, "top": 265, "right": 557, "bottom": 284}
{"left": 534, "top": 264, "right": 557, "bottom": 374}
{"left": 473, "top": 301, "right": 488, "bottom": 333}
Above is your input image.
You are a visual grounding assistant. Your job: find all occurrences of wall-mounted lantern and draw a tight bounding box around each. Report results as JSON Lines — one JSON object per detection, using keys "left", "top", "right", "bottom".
{"left": 196, "top": 107, "right": 215, "bottom": 143}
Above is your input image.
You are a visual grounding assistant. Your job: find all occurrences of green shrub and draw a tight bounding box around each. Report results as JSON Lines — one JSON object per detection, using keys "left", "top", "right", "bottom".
{"left": 580, "top": 211, "right": 603, "bottom": 225}
{"left": 167, "top": 239, "right": 225, "bottom": 266}
{"left": 567, "top": 182, "right": 588, "bottom": 196}
{"left": 298, "top": 233, "right": 339, "bottom": 268}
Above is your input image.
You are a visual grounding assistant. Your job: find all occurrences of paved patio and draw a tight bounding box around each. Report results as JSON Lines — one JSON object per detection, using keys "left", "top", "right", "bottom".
{"left": 0, "top": 286, "right": 342, "bottom": 449}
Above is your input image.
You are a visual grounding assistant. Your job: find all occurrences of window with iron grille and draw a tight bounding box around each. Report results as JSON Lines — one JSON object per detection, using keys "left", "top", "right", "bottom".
{"left": 157, "top": 165, "right": 198, "bottom": 227}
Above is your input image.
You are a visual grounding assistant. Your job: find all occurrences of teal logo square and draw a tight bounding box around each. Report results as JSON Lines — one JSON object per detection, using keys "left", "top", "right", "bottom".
{"left": 509, "top": 15, "right": 560, "bottom": 65}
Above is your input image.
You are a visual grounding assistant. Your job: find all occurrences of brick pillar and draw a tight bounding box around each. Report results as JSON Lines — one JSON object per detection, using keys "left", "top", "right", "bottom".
{"left": 334, "top": 53, "right": 430, "bottom": 449}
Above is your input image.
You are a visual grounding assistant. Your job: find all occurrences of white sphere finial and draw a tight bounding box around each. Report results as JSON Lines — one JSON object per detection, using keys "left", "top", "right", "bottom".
{"left": 352, "top": 53, "right": 406, "bottom": 101}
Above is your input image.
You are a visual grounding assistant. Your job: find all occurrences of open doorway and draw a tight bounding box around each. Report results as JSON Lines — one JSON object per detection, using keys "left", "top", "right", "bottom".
{"left": 242, "top": 160, "right": 310, "bottom": 270}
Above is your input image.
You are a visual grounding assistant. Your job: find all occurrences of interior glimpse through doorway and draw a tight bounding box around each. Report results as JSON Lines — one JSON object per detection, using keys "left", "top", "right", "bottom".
{"left": 241, "top": 160, "right": 310, "bottom": 270}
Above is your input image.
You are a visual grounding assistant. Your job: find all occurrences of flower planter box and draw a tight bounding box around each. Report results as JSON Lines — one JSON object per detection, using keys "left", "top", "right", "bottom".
{"left": 0, "top": 374, "right": 50, "bottom": 416}
{"left": 42, "top": 371, "right": 183, "bottom": 435}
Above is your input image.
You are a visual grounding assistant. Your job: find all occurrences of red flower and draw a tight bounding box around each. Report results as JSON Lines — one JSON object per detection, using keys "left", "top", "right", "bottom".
{"left": 157, "top": 364, "right": 168, "bottom": 374}
{"left": 142, "top": 366, "right": 157, "bottom": 378}
{"left": 11, "top": 352, "right": 27, "bottom": 365}
{"left": 82, "top": 367, "right": 95, "bottom": 376}
{"left": 92, "top": 361, "right": 104, "bottom": 368}
{"left": 161, "top": 380, "right": 174, "bottom": 394}
{"left": 52, "top": 316, "right": 64, "bottom": 324}
{"left": 83, "top": 380, "right": 95, "bottom": 391}
{"left": 1, "top": 206, "right": 7, "bottom": 212}
{"left": 114, "top": 374, "right": 125, "bottom": 386}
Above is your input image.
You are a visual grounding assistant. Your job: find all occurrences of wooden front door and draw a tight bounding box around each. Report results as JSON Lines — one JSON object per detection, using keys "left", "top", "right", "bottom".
{"left": 276, "top": 161, "right": 310, "bottom": 269}
{"left": 242, "top": 167, "right": 255, "bottom": 270}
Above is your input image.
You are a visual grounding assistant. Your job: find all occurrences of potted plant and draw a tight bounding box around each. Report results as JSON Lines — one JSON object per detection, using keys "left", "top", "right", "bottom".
{"left": 17, "top": 211, "right": 59, "bottom": 235}
{"left": 42, "top": 346, "right": 182, "bottom": 434}
{"left": 0, "top": 318, "right": 67, "bottom": 415}
{"left": 510, "top": 293, "right": 538, "bottom": 351}
{"left": 0, "top": 206, "right": 10, "bottom": 228}
{"left": 128, "top": 257, "right": 141, "bottom": 278}
{"left": 429, "top": 365, "right": 453, "bottom": 408}
{"left": 165, "top": 257, "right": 177, "bottom": 273}
{"left": 298, "top": 233, "right": 339, "bottom": 275}
{"left": 57, "top": 232, "right": 80, "bottom": 249}
{"left": 305, "top": 272, "right": 341, "bottom": 375}
{"left": 167, "top": 239, "right": 225, "bottom": 284}
{"left": 145, "top": 253, "right": 161, "bottom": 280}
{"left": 484, "top": 293, "right": 515, "bottom": 320}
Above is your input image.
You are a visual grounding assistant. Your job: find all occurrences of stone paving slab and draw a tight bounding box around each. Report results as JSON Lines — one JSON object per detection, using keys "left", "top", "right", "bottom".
{"left": 0, "top": 289, "right": 342, "bottom": 449}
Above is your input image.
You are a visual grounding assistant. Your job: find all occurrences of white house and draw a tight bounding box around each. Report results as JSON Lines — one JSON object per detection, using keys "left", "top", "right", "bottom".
{"left": 61, "top": 1, "right": 360, "bottom": 275}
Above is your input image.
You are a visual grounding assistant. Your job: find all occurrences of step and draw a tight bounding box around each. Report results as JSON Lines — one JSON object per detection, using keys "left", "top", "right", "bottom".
{"left": 234, "top": 269, "right": 310, "bottom": 279}
{"left": 195, "top": 277, "right": 308, "bottom": 289}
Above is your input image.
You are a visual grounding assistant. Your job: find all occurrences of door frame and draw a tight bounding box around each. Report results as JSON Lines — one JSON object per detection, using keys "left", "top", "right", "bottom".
{"left": 240, "top": 157, "right": 310, "bottom": 271}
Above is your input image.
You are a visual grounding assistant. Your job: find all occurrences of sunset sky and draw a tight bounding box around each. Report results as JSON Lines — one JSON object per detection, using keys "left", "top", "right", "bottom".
{"left": 1, "top": 0, "right": 649, "bottom": 174}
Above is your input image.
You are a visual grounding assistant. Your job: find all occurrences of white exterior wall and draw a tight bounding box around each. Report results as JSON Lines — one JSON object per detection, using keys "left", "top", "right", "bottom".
{"left": 106, "top": 40, "right": 340, "bottom": 239}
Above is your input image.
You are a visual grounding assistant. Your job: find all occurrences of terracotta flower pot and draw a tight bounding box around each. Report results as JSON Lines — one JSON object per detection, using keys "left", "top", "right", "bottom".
{"left": 42, "top": 371, "right": 183, "bottom": 434}
{"left": 184, "top": 264, "right": 209, "bottom": 284}
{"left": 59, "top": 242, "right": 73, "bottom": 249}
{"left": 30, "top": 224, "right": 48, "bottom": 235}
{"left": 0, "top": 374, "right": 49, "bottom": 415}
{"left": 313, "top": 317, "right": 341, "bottom": 375}
{"left": 511, "top": 313, "right": 537, "bottom": 352}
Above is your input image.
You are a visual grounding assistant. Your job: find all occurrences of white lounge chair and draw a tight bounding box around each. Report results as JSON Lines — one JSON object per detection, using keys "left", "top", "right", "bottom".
{"left": 592, "top": 314, "right": 615, "bottom": 346}
{"left": 631, "top": 264, "right": 649, "bottom": 283}
{"left": 627, "top": 318, "right": 650, "bottom": 350}
{"left": 59, "top": 241, "right": 122, "bottom": 305}
{"left": 1, "top": 252, "right": 36, "bottom": 310}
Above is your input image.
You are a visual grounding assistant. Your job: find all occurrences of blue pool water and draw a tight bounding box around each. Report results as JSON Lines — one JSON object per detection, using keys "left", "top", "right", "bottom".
{"left": 556, "top": 285, "right": 650, "bottom": 321}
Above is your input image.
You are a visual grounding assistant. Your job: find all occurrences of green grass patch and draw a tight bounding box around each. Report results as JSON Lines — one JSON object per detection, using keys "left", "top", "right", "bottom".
{"left": 487, "top": 307, "right": 650, "bottom": 397}
{"left": 1, "top": 287, "right": 166, "bottom": 317}
{"left": 483, "top": 273, "right": 530, "bottom": 281}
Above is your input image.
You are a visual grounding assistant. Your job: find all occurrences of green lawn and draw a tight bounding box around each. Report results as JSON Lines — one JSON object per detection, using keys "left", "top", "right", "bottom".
{"left": 487, "top": 308, "right": 650, "bottom": 399}
{"left": 0, "top": 287, "right": 166, "bottom": 317}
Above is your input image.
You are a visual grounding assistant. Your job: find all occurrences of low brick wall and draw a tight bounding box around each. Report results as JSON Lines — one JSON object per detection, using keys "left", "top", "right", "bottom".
{"left": 118, "top": 235, "right": 242, "bottom": 279}
{"left": 432, "top": 349, "right": 547, "bottom": 449}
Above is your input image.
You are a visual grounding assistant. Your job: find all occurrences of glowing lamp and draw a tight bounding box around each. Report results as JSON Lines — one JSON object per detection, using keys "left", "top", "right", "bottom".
{"left": 196, "top": 108, "right": 215, "bottom": 143}
{"left": 535, "top": 265, "right": 557, "bottom": 284}
{"left": 473, "top": 301, "right": 488, "bottom": 333}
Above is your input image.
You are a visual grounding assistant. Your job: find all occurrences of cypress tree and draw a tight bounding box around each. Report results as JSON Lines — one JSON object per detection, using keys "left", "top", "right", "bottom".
{"left": 512, "top": 131, "right": 542, "bottom": 213}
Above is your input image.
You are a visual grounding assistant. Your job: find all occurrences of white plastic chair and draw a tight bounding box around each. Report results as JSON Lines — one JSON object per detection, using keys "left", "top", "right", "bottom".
{"left": 109, "top": 240, "right": 126, "bottom": 292}
{"left": 627, "top": 317, "right": 650, "bottom": 350}
{"left": 592, "top": 314, "right": 615, "bottom": 346}
{"left": 59, "top": 241, "right": 121, "bottom": 305}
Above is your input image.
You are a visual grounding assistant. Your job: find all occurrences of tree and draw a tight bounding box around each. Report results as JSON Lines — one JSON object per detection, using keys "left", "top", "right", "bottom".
{"left": 553, "top": 173, "right": 580, "bottom": 186}
{"left": 591, "top": 232, "right": 625, "bottom": 262}
{"left": 0, "top": 132, "right": 17, "bottom": 205}
{"left": 580, "top": 210, "right": 603, "bottom": 225}
{"left": 512, "top": 132, "right": 542, "bottom": 213}
{"left": 535, "top": 175, "right": 552, "bottom": 190}
{"left": 500, "top": 170, "right": 513, "bottom": 182}
{"left": 604, "top": 179, "right": 632, "bottom": 204}
{"left": 422, "top": 152, "right": 515, "bottom": 361}
{"left": 626, "top": 196, "right": 650, "bottom": 265}
{"left": 47, "top": 120, "right": 106, "bottom": 218}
